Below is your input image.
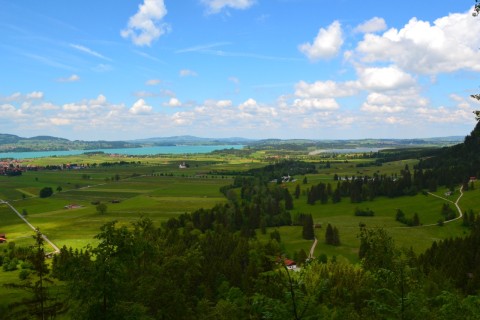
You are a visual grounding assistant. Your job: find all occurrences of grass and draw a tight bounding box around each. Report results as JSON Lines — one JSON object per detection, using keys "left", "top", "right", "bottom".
{"left": 0, "top": 153, "right": 478, "bottom": 311}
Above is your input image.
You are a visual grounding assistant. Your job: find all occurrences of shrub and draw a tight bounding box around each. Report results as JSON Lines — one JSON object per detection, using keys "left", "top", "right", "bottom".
{"left": 39, "top": 187, "right": 53, "bottom": 198}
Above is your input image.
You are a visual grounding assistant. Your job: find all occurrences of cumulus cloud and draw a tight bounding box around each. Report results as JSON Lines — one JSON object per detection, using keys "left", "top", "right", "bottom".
{"left": 216, "top": 100, "right": 233, "bottom": 108}
{"left": 360, "top": 89, "right": 429, "bottom": 115}
{"left": 299, "top": 21, "right": 344, "bottom": 61}
{"left": 26, "top": 91, "right": 44, "bottom": 100}
{"left": 179, "top": 69, "right": 198, "bottom": 77}
{"left": 292, "top": 98, "right": 339, "bottom": 111}
{"left": 164, "top": 97, "right": 182, "bottom": 107}
{"left": 295, "top": 80, "right": 360, "bottom": 98}
{"left": 354, "top": 9, "right": 480, "bottom": 74}
{"left": 57, "top": 74, "right": 80, "bottom": 82}
{"left": 354, "top": 17, "right": 387, "bottom": 34}
{"left": 129, "top": 99, "right": 153, "bottom": 114}
{"left": 357, "top": 66, "right": 416, "bottom": 91}
{"left": 121, "top": 0, "right": 169, "bottom": 46}
{"left": 201, "top": 0, "right": 256, "bottom": 14}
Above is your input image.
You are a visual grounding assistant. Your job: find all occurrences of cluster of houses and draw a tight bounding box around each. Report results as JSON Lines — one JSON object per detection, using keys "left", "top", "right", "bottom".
{"left": 270, "top": 175, "right": 297, "bottom": 184}
{"left": 0, "top": 160, "right": 23, "bottom": 176}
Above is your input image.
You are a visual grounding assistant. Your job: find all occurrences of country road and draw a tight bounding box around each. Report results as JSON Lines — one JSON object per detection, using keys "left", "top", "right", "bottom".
{"left": 425, "top": 185, "right": 464, "bottom": 226}
{"left": 0, "top": 199, "right": 60, "bottom": 255}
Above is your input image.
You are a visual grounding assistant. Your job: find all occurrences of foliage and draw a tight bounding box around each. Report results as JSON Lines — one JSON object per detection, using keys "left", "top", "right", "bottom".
{"left": 4, "top": 229, "right": 66, "bottom": 318}
{"left": 39, "top": 187, "right": 53, "bottom": 198}
{"left": 325, "top": 223, "right": 340, "bottom": 246}
{"left": 355, "top": 207, "right": 375, "bottom": 217}
{"left": 96, "top": 203, "right": 108, "bottom": 215}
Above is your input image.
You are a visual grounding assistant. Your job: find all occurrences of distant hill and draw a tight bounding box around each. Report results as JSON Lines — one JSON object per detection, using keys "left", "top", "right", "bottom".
{"left": 132, "top": 136, "right": 254, "bottom": 146}
{"left": 0, "top": 134, "right": 139, "bottom": 153}
{"left": 0, "top": 132, "right": 465, "bottom": 153}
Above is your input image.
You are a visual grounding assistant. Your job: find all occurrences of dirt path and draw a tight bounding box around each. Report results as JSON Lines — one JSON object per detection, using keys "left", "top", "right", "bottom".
{"left": 309, "top": 237, "right": 318, "bottom": 259}
{"left": 424, "top": 186, "right": 464, "bottom": 226}
{"left": 0, "top": 199, "right": 60, "bottom": 255}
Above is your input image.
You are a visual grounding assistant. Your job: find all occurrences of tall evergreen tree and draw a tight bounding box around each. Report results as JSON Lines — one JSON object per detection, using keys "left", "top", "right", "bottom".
{"left": 325, "top": 224, "right": 334, "bottom": 245}
{"left": 302, "top": 214, "right": 315, "bottom": 240}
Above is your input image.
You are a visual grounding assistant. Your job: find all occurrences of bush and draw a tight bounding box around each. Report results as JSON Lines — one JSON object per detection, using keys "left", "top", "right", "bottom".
{"left": 19, "top": 269, "right": 30, "bottom": 280}
{"left": 355, "top": 207, "right": 375, "bottom": 217}
{"left": 39, "top": 187, "right": 53, "bottom": 198}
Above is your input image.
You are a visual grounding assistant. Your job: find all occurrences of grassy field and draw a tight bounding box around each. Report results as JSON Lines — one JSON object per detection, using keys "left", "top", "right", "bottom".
{"left": 0, "top": 152, "right": 476, "bottom": 312}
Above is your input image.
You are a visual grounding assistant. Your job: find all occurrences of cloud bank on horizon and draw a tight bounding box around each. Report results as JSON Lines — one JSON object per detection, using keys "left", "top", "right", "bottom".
{"left": 0, "top": 0, "right": 479, "bottom": 140}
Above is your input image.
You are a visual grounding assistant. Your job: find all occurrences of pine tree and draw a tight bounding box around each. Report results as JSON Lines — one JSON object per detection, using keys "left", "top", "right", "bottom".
{"left": 332, "top": 226, "right": 340, "bottom": 246}
{"left": 284, "top": 189, "right": 294, "bottom": 210}
{"left": 294, "top": 184, "right": 301, "bottom": 199}
{"left": 302, "top": 214, "right": 315, "bottom": 240}
{"left": 325, "top": 224, "right": 334, "bottom": 245}
{"left": 413, "top": 212, "right": 420, "bottom": 226}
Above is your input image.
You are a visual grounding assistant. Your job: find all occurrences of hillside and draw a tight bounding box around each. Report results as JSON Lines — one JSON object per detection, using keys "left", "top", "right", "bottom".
{"left": 418, "top": 121, "right": 480, "bottom": 184}
{"left": 0, "top": 134, "right": 139, "bottom": 152}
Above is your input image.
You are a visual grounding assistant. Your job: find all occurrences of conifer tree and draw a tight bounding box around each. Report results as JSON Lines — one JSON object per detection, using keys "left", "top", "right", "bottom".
{"left": 294, "top": 184, "right": 301, "bottom": 199}
{"left": 325, "top": 224, "right": 334, "bottom": 245}
{"left": 302, "top": 214, "right": 314, "bottom": 240}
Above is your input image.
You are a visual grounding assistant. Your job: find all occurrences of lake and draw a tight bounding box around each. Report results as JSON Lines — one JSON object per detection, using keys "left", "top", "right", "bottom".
{"left": 0, "top": 145, "right": 244, "bottom": 160}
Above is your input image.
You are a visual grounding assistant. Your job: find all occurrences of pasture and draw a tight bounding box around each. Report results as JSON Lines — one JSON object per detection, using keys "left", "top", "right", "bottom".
{"left": 0, "top": 153, "right": 474, "bottom": 265}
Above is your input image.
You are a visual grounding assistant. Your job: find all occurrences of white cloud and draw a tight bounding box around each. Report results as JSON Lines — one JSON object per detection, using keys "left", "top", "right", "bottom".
{"left": 360, "top": 90, "right": 428, "bottom": 114}
{"left": 164, "top": 97, "right": 182, "bottom": 107}
{"left": 354, "top": 9, "right": 480, "bottom": 74}
{"left": 354, "top": 17, "right": 387, "bottom": 34}
{"left": 90, "top": 94, "right": 107, "bottom": 105}
{"left": 0, "top": 104, "right": 21, "bottom": 117}
{"left": 179, "top": 69, "right": 198, "bottom": 77}
{"left": 129, "top": 99, "right": 153, "bottom": 114}
{"left": 2, "top": 92, "right": 44, "bottom": 102}
{"left": 50, "top": 118, "right": 71, "bottom": 126}
{"left": 292, "top": 98, "right": 339, "bottom": 111}
{"left": 357, "top": 66, "right": 416, "bottom": 91}
{"left": 121, "top": 0, "right": 169, "bottom": 46}
{"left": 299, "top": 21, "right": 344, "bottom": 61}
{"left": 171, "top": 111, "right": 194, "bottom": 125}
{"left": 145, "top": 79, "right": 161, "bottom": 86}
{"left": 57, "top": 74, "right": 80, "bottom": 82}
{"left": 70, "top": 44, "right": 111, "bottom": 61}
{"left": 216, "top": 100, "right": 233, "bottom": 108}
{"left": 26, "top": 91, "right": 44, "bottom": 100}
{"left": 295, "top": 80, "right": 360, "bottom": 98}
{"left": 201, "top": 0, "right": 256, "bottom": 14}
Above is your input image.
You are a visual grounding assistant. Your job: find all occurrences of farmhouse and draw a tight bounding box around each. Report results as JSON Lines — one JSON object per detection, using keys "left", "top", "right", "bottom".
{"left": 284, "top": 259, "right": 297, "bottom": 270}
{"left": 0, "top": 233, "right": 6, "bottom": 243}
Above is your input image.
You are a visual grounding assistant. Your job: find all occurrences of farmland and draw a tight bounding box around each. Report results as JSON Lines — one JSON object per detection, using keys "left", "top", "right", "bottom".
{"left": 0, "top": 152, "right": 472, "bottom": 257}
{"left": 0, "top": 149, "right": 477, "bottom": 316}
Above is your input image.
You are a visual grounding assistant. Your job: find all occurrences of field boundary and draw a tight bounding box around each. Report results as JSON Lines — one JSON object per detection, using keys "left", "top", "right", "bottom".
{"left": 0, "top": 199, "right": 59, "bottom": 255}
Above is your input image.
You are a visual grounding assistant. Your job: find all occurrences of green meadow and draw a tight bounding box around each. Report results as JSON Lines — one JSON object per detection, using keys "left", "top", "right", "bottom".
{"left": 0, "top": 153, "right": 475, "bottom": 279}
{"left": 1, "top": 154, "right": 473, "bottom": 257}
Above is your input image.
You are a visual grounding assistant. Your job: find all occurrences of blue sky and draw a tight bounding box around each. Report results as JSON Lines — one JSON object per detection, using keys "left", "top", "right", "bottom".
{"left": 1, "top": 0, "right": 479, "bottom": 140}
